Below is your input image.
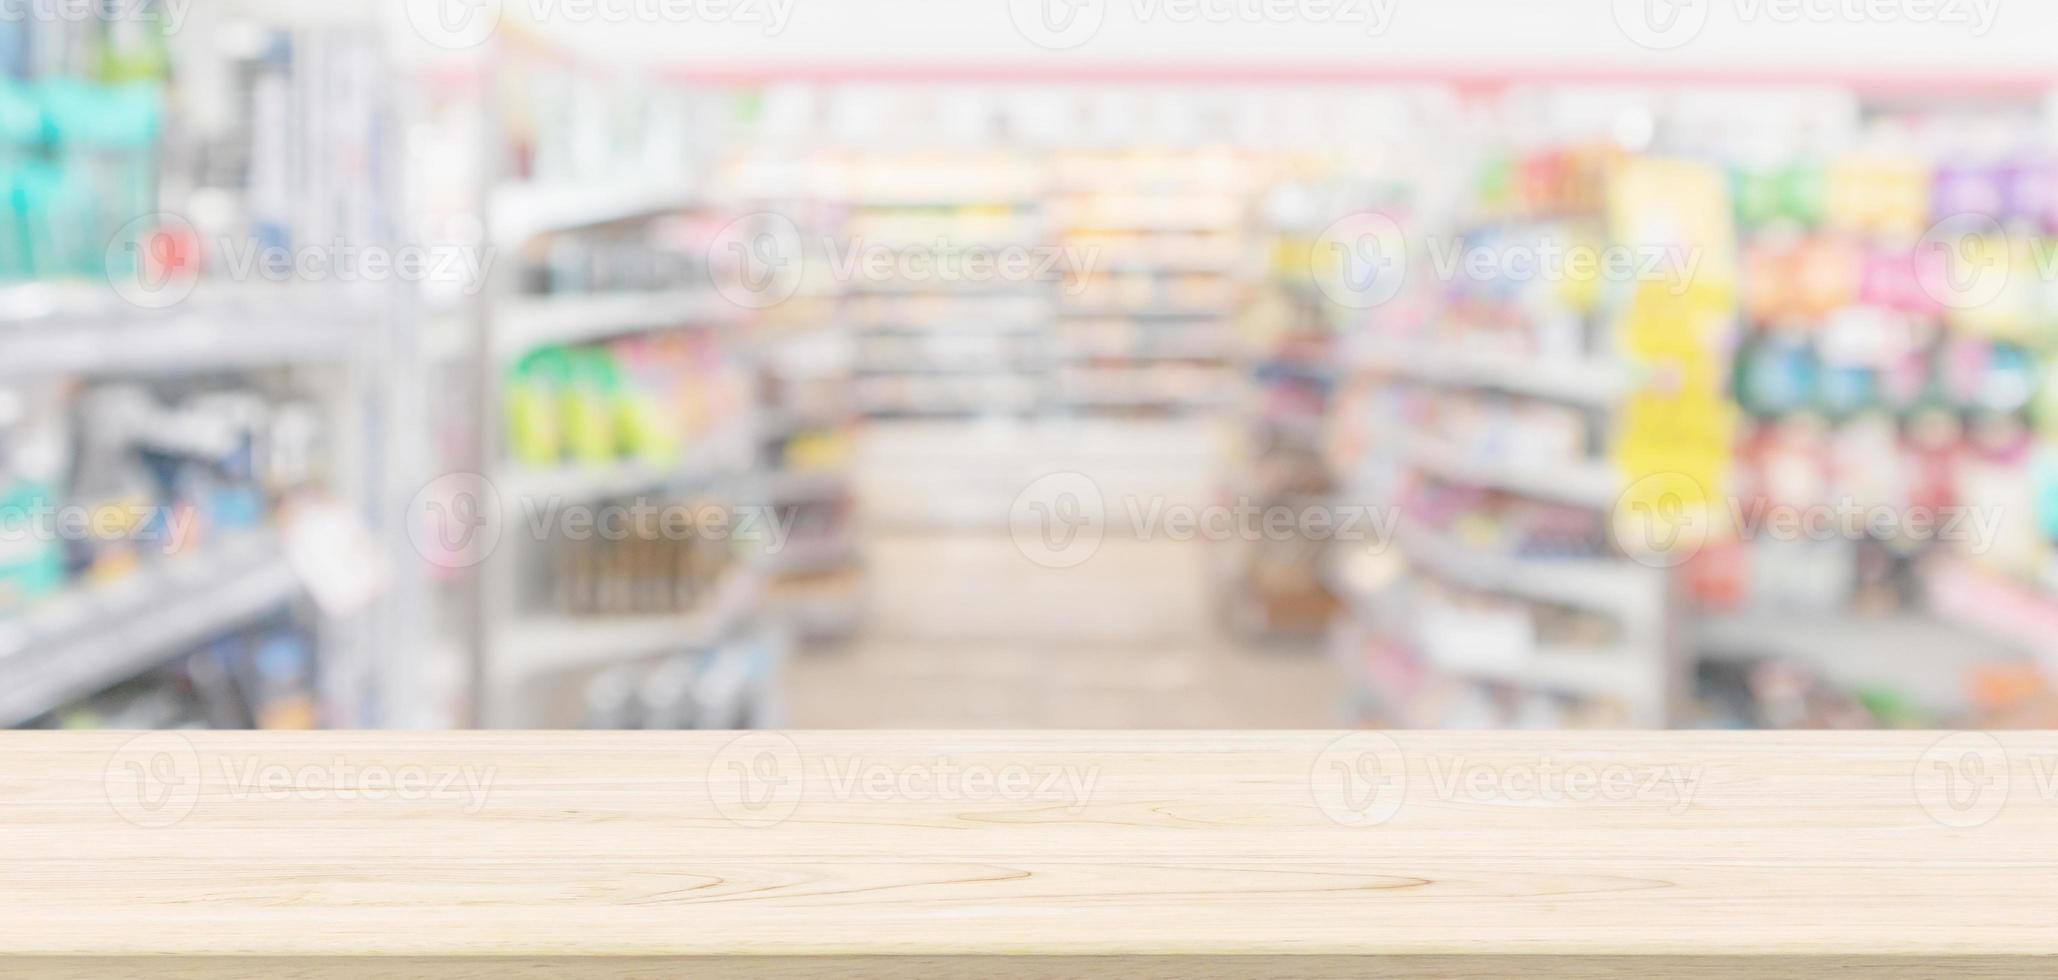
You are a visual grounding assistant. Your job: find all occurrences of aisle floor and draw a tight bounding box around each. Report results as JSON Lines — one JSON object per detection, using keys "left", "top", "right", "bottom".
{"left": 783, "top": 534, "right": 1341, "bottom": 728}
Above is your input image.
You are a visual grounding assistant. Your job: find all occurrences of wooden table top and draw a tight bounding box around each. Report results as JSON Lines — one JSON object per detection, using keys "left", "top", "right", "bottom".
{"left": 4, "top": 730, "right": 2054, "bottom": 978}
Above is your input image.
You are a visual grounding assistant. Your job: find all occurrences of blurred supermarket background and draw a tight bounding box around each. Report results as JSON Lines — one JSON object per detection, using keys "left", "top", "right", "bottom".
{"left": 6, "top": 1, "right": 2058, "bottom": 730}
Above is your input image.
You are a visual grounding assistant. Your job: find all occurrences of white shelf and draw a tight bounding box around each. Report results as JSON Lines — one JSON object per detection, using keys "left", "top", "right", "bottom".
{"left": 766, "top": 532, "right": 860, "bottom": 575}
{"left": 495, "top": 422, "right": 753, "bottom": 501}
{"left": 773, "top": 589, "right": 865, "bottom": 641}
{"left": 1697, "top": 612, "right": 2026, "bottom": 718}
{"left": 1394, "top": 521, "right": 1665, "bottom": 623}
{"left": 1354, "top": 341, "right": 1634, "bottom": 408}
{"left": 498, "top": 290, "right": 751, "bottom": 355}
{"left": 0, "top": 283, "right": 369, "bottom": 378}
{"left": 1396, "top": 434, "right": 1621, "bottom": 511}
{"left": 1057, "top": 306, "right": 1226, "bottom": 320}
{"left": 855, "top": 360, "right": 1041, "bottom": 376}
{"left": 857, "top": 321, "right": 1043, "bottom": 335}
{"left": 748, "top": 469, "right": 850, "bottom": 502}
{"left": 0, "top": 533, "right": 301, "bottom": 727}
{"left": 492, "top": 181, "right": 707, "bottom": 245}
{"left": 494, "top": 568, "right": 763, "bottom": 678}
{"left": 1434, "top": 644, "right": 1655, "bottom": 701}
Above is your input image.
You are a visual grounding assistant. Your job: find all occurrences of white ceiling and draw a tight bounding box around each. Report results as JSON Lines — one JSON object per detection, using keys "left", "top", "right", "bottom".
{"left": 358, "top": 0, "right": 2056, "bottom": 85}
{"left": 494, "top": 0, "right": 2045, "bottom": 75}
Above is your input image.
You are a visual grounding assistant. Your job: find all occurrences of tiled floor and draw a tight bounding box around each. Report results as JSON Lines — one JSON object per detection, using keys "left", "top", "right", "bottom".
{"left": 783, "top": 533, "right": 1342, "bottom": 728}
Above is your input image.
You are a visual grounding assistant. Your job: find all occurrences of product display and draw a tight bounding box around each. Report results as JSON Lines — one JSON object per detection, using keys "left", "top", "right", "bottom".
{"left": 6, "top": 11, "right": 2057, "bottom": 736}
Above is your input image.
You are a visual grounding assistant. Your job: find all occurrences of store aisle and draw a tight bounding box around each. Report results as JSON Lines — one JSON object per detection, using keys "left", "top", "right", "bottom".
{"left": 783, "top": 534, "right": 1341, "bottom": 728}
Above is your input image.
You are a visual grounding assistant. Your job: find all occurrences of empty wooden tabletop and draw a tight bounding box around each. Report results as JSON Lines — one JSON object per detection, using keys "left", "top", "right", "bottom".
{"left": 3, "top": 730, "right": 2055, "bottom": 977}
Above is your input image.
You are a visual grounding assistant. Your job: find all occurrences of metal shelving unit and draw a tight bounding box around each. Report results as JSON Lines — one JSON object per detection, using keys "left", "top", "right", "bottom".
{"left": 465, "top": 51, "right": 784, "bottom": 728}
{"left": 0, "top": 533, "right": 301, "bottom": 727}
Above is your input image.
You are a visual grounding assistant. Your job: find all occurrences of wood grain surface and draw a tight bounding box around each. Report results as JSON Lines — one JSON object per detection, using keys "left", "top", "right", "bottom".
{"left": 4, "top": 730, "right": 2056, "bottom": 978}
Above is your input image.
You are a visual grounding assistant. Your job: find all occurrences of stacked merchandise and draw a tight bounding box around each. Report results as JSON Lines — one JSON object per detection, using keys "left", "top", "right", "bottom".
{"left": 830, "top": 147, "right": 1060, "bottom": 531}
{"left": 0, "top": 377, "right": 330, "bottom": 727}
{"left": 1329, "top": 126, "right": 1670, "bottom": 729}
{"left": 1, "top": 12, "right": 400, "bottom": 729}
{"left": 501, "top": 330, "right": 754, "bottom": 490}
{"left": 576, "top": 624, "right": 786, "bottom": 730}
{"left": 21, "top": 616, "right": 320, "bottom": 730}
{"left": 1049, "top": 149, "right": 1247, "bottom": 413}
{"left": 0, "top": 17, "right": 161, "bottom": 284}
{"left": 479, "top": 60, "right": 778, "bottom": 727}
{"left": 753, "top": 347, "right": 865, "bottom": 641}
{"left": 1690, "top": 109, "right": 2058, "bottom": 728}
{"left": 838, "top": 151, "right": 1050, "bottom": 418}
{"left": 1329, "top": 90, "right": 2058, "bottom": 730}
{"left": 723, "top": 155, "right": 865, "bottom": 642}
{"left": 1214, "top": 159, "right": 1359, "bottom": 638}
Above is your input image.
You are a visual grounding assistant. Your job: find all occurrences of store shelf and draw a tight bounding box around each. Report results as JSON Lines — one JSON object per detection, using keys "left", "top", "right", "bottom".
{"left": 1393, "top": 521, "right": 1664, "bottom": 622}
{"left": 766, "top": 533, "right": 860, "bottom": 575}
{"left": 1056, "top": 305, "right": 1225, "bottom": 319}
{"left": 758, "top": 409, "right": 854, "bottom": 439}
{"left": 771, "top": 587, "right": 866, "bottom": 641}
{"left": 0, "top": 284, "right": 370, "bottom": 378}
{"left": 491, "top": 180, "right": 706, "bottom": 245}
{"left": 1353, "top": 341, "right": 1634, "bottom": 408}
{"left": 1055, "top": 393, "right": 1233, "bottom": 411}
{"left": 857, "top": 396, "right": 1042, "bottom": 417}
{"left": 1433, "top": 643, "right": 1656, "bottom": 702}
{"left": 493, "top": 567, "right": 762, "bottom": 677}
{"left": 497, "top": 289, "right": 751, "bottom": 355}
{"left": 857, "top": 321, "right": 1044, "bottom": 336}
{"left": 495, "top": 422, "right": 753, "bottom": 501}
{"left": 854, "top": 359, "right": 1043, "bottom": 376}
{"left": 1396, "top": 434, "right": 1621, "bottom": 511}
{"left": 1056, "top": 347, "right": 1233, "bottom": 364}
{"left": 0, "top": 533, "right": 300, "bottom": 727}
{"left": 1697, "top": 612, "right": 2027, "bottom": 718}
{"left": 747, "top": 469, "right": 850, "bottom": 502}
